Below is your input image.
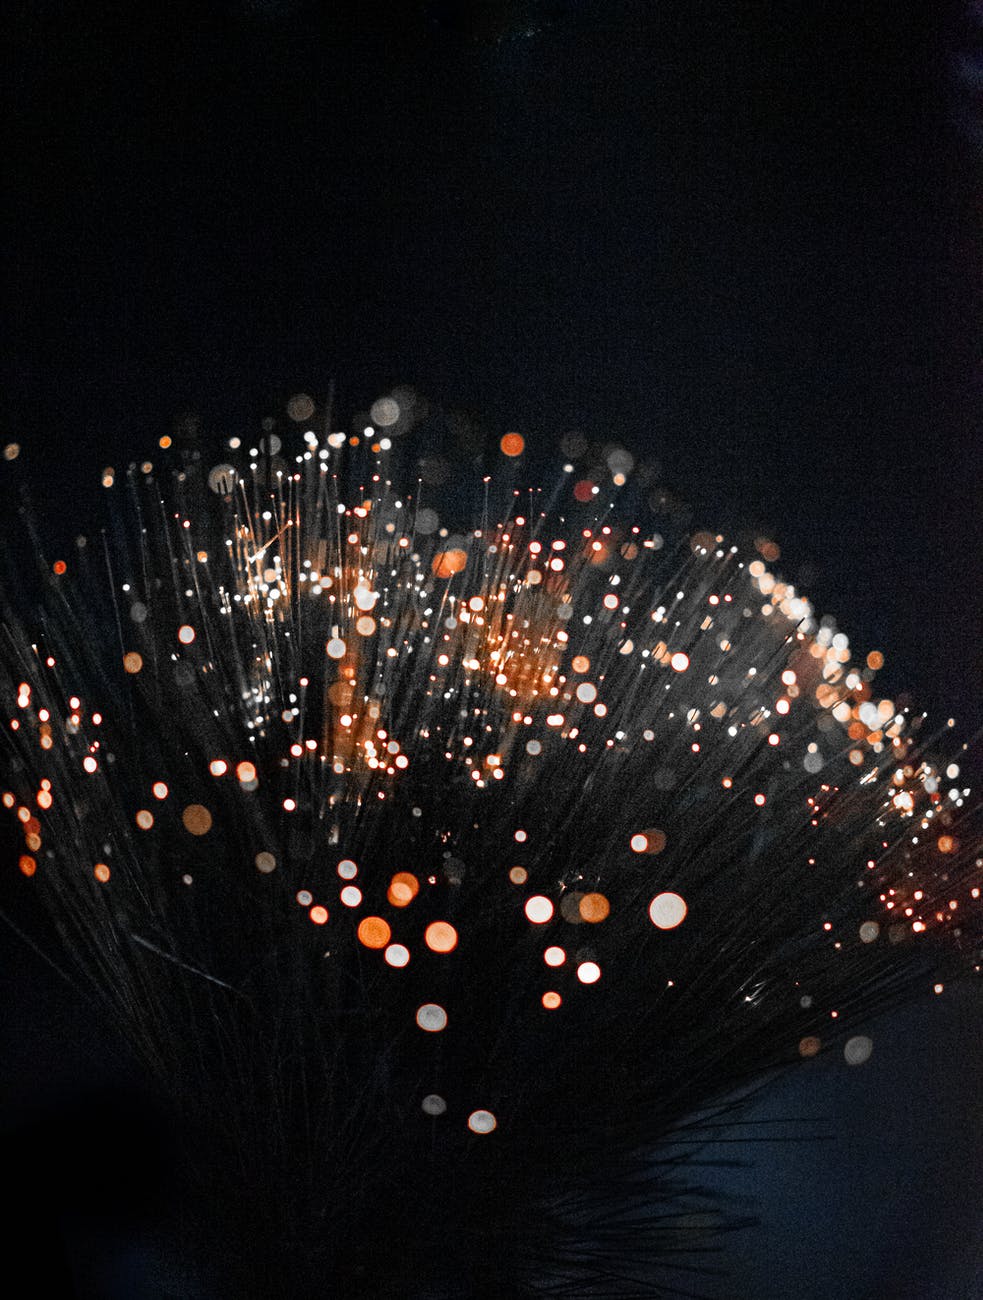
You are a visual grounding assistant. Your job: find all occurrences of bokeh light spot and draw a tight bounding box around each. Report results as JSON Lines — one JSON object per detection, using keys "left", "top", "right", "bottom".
{"left": 649, "top": 892, "right": 687, "bottom": 929}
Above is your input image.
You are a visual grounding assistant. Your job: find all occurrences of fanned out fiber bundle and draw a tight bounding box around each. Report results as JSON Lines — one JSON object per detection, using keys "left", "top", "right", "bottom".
{"left": 2, "top": 390, "right": 979, "bottom": 1297}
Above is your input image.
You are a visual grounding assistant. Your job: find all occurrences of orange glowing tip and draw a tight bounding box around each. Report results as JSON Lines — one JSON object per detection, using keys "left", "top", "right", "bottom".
{"left": 389, "top": 871, "right": 420, "bottom": 903}
{"left": 424, "top": 920, "right": 459, "bottom": 953}
{"left": 579, "top": 892, "right": 611, "bottom": 923}
{"left": 432, "top": 548, "right": 467, "bottom": 579}
{"left": 357, "top": 916, "right": 391, "bottom": 949}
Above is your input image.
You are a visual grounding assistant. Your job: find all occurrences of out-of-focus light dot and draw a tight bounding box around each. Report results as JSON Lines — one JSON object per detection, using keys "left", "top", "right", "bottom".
{"left": 357, "top": 916, "right": 392, "bottom": 949}
{"left": 500, "top": 432, "right": 525, "bottom": 457}
{"left": 19, "top": 855, "right": 36, "bottom": 877}
{"left": 420, "top": 921, "right": 457, "bottom": 956}
{"left": 388, "top": 870, "right": 418, "bottom": 904}
{"left": 52, "top": 559, "right": 68, "bottom": 576}
{"left": 415, "top": 507, "right": 439, "bottom": 535}
{"left": 178, "top": 625, "right": 196, "bottom": 645}
{"left": 544, "top": 946, "right": 566, "bottom": 966}
{"left": 649, "top": 892, "right": 687, "bottom": 929}
{"left": 754, "top": 793, "right": 767, "bottom": 807}
{"left": 287, "top": 393, "right": 315, "bottom": 422}
{"left": 579, "top": 892, "right": 610, "bottom": 923}
{"left": 844, "top": 1035, "right": 873, "bottom": 1066}
{"left": 370, "top": 396, "right": 400, "bottom": 427}
{"left": 421, "top": 1094, "right": 446, "bottom": 1116}
{"left": 82, "top": 756, "right": 99, "bottom": 774}
{"left": 416, "top": 1003, "right": 447, "bottom": 1032}
{"left": 152, "top": 781, "right": 169, "bottom": 800}
{"left": 296, "top": 890, "right": 313, "bottom": 906}
{"left": 340, "top": 885, "right": 363, "bottom": 908}
{"left": 282, "top": 798, "right": 296, "bottom": 812}
{"left": 236, "top": 761, "right": 257, "bottom": 784}
{"left": 208, "top": 464, "right": 236, "bottom": 494}
{"left": 209, "top": 759, "right": 228, "bottom": 776}
{"left": 867, "top": 651, "right": 884, "bottom": 670}
{"left": 326, "top": 637, "right": 346, "bottom": 659}
{"left": 432, "top": 548, "right": 467, "bottom": 578}
{"left": 255, "top": 852, "right": 276, "bottom": 874}
{"left": 337, "top": 859, "right": 358, "bottom": 879}
{"left": 937, "top": 835, "right": 955, "bottom": 854}
{"left": 575, "top": 682, "right": 598, "bottom": 704}
{"left": 571, "top": 655, "right": 590, "bottom": 674}
{"left": 3, "top": 442, "right": 20, "bottom": 460}
{"left": 559, "top": 892, "right": 585, "bottom": 924}
{"left": 468, "top": 1109, "right": 497, "bottom": 1134}
{"left": 542, "top": 991, "right": 562, "bottom": 1009}
{"left": 934, "top": 982, "right": 945, "bottom": 995}
{"left": 135, "top": 810, "right": 154, "bottom": 830}
{"left": 123, "top": 652, "right": 143, "bottom": 674}
{"left": 93, "top": 863, "right": 111, "bottom": 883}
{"left": 515, "top": 829, "right": 527, "bottom": 843}
{"left": 576, "top": 961, "right": 601, "bottom": 984}
{"left": 309, "top": 905, "right": 329, "bottom": 925}
{"left": 509, "top": 866, "right": 528, "bottom": 885}
{"left": 384, "top": 943, "right": 410, "bottom": 968}
{"left": 524, "top": 895, "right": 554, "bottom": 924}
{"left": 670, "top": 652, "right": 689, "bottom": 672}
{"left": 630, "top": 828, "right": 666, "bottom": 854}
{"left": 182, "top": 804, "right": 212, "bottom": 836}
{"left": 859, "top": 921, "right": 880, "bottom": 943}
{"left": 799, "top": 1036, "right": 821, "bottom": 1058}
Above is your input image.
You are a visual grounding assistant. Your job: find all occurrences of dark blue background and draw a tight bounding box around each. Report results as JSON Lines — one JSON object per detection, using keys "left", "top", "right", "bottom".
{"left": 2, "top": 3, "right": 981, "bottom": 1295}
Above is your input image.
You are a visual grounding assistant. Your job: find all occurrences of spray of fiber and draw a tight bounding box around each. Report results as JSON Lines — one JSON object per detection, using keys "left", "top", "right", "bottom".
{"left": 1, "top": 389, "right": 979, "bottom": 1296}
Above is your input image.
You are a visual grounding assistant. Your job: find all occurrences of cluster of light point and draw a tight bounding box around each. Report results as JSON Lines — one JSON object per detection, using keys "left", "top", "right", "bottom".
{"left": 1, "top": 388, "right": 980, "bottom": 1150}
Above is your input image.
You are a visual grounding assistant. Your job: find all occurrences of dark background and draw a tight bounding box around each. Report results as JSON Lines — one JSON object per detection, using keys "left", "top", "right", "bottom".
{"left": 2, "top": 2, "right": 981, "bottom": 1296}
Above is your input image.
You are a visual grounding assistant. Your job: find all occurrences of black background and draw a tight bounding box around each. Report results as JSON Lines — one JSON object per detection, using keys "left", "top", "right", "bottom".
{"left": 2, "top": 2, "right": 981, "bottom": 1296}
